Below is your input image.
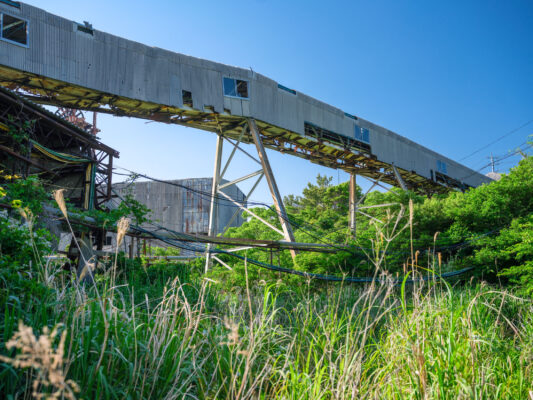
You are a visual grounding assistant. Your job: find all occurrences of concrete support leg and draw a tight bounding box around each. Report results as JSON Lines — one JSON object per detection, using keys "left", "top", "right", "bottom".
{"left": 248, "top": 118, "right": 297, "bottom": 260}
{"left": 204, "top": 134, "right": 224, "bottom": 273}
{"left": 349, "top": 173, "right": 357, "bottom": 240}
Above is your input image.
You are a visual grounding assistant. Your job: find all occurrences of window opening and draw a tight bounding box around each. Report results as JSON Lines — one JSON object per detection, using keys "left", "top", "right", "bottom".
{"left": 182, "top": 90, "right": 193, "bottom": 107}
{"left": 77, "top": 22, "right": 94, "bottom": 35}
{"left": 278, "top": 83, "right": 296, "bottom": 95}
{"left": 236, "top": 80, "right": 248, "bottom": 98}
{"left": 305, "top": 122, "right": 371, "bottom": 154}
{"left": 354, "top": 125, "right": 370, "bottom": 144}
{"left": 1, "top": 13, "right": 28, "bottom": 45}
{"left": 437, "top": 160, "right": 447, "bottom": 174}
{"left": 223, "top": 77, "right": 248, "bottom": 99}
{"left": 0, "top": 1, "right": 20, "bottom": 9}
{"left": 344, "top": 112, "right": 357, "bottom": 120}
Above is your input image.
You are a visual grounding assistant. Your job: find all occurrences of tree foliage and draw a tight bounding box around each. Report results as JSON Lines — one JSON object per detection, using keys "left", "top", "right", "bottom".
{"left": 212, "top": 157, "right": 533, "bottom": 294}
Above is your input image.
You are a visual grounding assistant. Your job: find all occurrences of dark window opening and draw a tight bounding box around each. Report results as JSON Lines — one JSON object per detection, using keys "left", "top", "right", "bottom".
{"left": 0, "top": 1, "right": 20, "bottom": 9}
{"left": 77, "top": 25, "right": 93, "bottom": 35}
{"left": 236, "top": 79, "right": 248, "bottom": 98}
{"left": 304, "top": 122, "right": 371, "bottom": 154}
{"left": 344, "top": 112, "right": 358, "bottom": 120}
{"left": 1, "top": 14, "right": 28, "bottom": 45}
{"left": 182, "top": 90, "right": 193, "bottom": 107}
{"left": 223, "top": 77, "right": 248, "bottom": 98}
{"left": 105, "top": 235, "right": 112, "bottom": 246}
{"left": 278, "top": 83, "right": 296, "bottom": 95}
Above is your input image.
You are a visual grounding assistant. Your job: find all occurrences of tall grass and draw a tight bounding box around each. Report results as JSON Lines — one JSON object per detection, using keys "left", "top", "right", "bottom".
{"left": 0, "top": 202, "right": 531, "bottom": 399}
{"left": 1, "top": 258, "right": 531, "bottom": 399}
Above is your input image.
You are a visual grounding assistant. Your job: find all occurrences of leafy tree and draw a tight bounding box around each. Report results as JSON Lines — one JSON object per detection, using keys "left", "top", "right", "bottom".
{"left": 209, "top": 156, "right": 533, "bottom": 293}
{"left": 470, "top": 214, "right": 533, "bottom": 296}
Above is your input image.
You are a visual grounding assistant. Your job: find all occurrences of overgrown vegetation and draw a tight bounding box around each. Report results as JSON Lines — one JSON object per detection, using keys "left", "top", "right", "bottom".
{"left": 219, "top": 156, "right": 533, "bottom": 294}
{"left": 0, "top": 155, "right": 531, "bottom": 398}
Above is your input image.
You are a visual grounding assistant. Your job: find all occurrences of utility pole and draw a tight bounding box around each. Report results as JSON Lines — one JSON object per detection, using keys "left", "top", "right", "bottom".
{"left": 490, "top": 153, "right": 495, "bottom": 173}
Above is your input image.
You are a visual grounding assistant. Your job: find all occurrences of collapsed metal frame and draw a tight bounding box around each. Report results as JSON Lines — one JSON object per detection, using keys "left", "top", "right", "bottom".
{"left": 0, "top": 86, "right": 118, "bottom": 211}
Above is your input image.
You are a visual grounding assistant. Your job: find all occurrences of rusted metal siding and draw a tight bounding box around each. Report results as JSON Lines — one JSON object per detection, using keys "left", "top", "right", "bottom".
{"left": 112, "top": 178, "right": 245, "bottom": 236}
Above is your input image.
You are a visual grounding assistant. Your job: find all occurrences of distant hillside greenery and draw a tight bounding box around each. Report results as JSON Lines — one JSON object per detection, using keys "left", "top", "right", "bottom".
{"left": 218, "top": 156, "right": 533, "bottom": 295}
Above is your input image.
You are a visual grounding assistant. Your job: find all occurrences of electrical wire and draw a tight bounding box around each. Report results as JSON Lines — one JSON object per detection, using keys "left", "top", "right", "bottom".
{"left": 459, "top": 142, "right": 532, "bottom": 181}
{"left": 458, "top": 119, "right": 533, "bottom": 162}
{"left": 110, "top": 165, "right": 524, "bottom": 257}
{"left": 130, "top": 223, "right": 475, "bottom": 284}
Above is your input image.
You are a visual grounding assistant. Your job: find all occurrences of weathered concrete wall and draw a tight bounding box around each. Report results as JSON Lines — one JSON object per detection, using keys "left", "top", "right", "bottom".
{"left": 0, "top": 2, "right": 492, "bottom": 188}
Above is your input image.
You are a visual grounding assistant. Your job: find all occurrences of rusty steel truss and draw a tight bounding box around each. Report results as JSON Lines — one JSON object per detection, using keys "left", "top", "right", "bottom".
{"left": 0, "top": 65, "right": 462, "bottom": 196}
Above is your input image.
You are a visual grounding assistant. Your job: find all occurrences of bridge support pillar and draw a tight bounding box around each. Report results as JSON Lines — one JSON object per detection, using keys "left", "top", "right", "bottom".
{"left": 349, "top": 173, "right": 357, "bottom": 239}
{"left": 392, "top": 164, "right": 408, "bottom": 192}
{"left": 204, "top": 119, "right": 298, "bottom": 272}
{"left": 204, "top": 134, "right": 224, "bottom": 273}
{"left": 249, "top": 119, "right": 297, "bottom": 260}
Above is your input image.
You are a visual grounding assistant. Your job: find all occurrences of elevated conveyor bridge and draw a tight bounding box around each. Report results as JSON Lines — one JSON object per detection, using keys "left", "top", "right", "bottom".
{"left": 0, "top": 1, "right": 493, "bottom": 267}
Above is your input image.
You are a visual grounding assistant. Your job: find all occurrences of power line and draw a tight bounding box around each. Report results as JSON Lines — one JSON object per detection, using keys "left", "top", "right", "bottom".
{"left": 459, "top": 142, "right": 532, "bottom": 181}
{"left": 458, "top": 119, "right": 533, "bottom": 162}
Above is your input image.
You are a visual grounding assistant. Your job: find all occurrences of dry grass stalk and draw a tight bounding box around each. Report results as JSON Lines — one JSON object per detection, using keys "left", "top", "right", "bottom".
{"left": 78, "top": 261, "right": 95, "bottom": 281}
{"left": 52, "top": 188, "right": 87, "bottom": 280}
{"left": 53, "top": 189, "right": 68, "bottom": 219}
{"left": 409, "top": 199, "right": 414, "bottom": 264}
{"left": 116, "top": 217, "right": 131, "bottom": 247}
{"left": 0, "top": 321, "right": 79, "bottom": 399}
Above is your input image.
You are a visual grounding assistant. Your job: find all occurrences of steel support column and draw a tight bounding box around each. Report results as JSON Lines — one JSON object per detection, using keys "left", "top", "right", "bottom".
{"left": 392, "top": 165, "right": 408, "bottom": 192}
{"left": 204, "top": 134, "right": 224, "bottom": 272}
{"left": 248, "top": 118, "right": 297, "bottom": 259}
{"left": 349, "top": 173, "right": 357, "bottom": 239}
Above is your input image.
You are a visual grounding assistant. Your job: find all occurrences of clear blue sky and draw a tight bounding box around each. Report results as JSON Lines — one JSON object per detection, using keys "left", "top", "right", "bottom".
{"left": 27, "top": 0, "right": 533, "bottom": 203}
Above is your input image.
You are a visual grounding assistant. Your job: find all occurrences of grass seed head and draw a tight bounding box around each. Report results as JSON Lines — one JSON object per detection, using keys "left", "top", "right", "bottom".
{"left": 18, "top": 206, "right": 34, "bottom": 228}
{"left": 78, "top": 261, "right": 95, "bottom": 281}
{"left": 116, "top": 217, "right": 131, "bottom": 247}
{"left": 222, "top": 317, "right": 240, "bottom": 347}
{"left": 53, "top": 189, "right": 68, "bottom": 219}
{"left": 0, "top": 321, "right": 80, "bottom": 400}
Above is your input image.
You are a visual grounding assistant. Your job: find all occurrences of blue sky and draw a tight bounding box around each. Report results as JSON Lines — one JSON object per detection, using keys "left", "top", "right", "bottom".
{"left": 27, "top": 0, "right": 533, "bottom": 203}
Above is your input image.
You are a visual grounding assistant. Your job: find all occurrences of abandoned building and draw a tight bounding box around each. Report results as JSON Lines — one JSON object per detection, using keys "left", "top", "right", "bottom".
{"left": 0, "top": 86, "right": 117, "bottom": 211}
{"left": 109, "top": 178, "right": 247, "bottom": 255}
